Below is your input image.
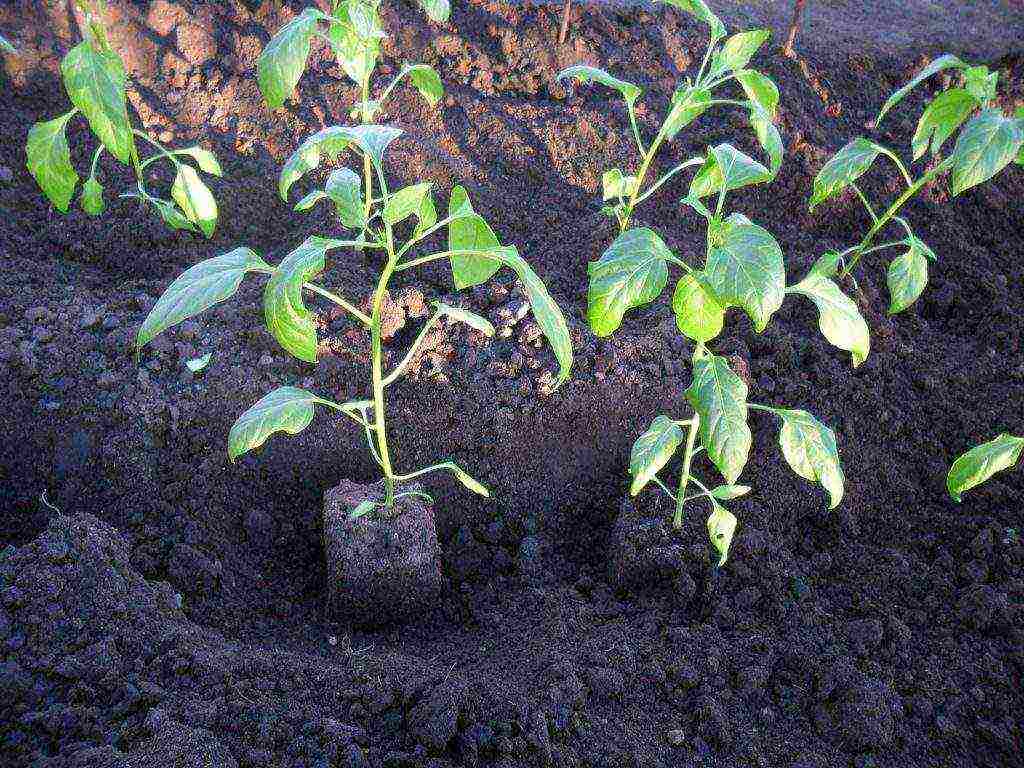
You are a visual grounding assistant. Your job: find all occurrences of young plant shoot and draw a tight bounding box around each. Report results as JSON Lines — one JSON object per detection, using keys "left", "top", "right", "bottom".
{"left": 560, "top": 0, "right": 847, "bottom": 565}
{"left": 135, "top": 0, "right": 573, "bottom": 518}
{"left": 25, "top": 0, "right": 222, "bottom": 236}
{"left": 947, "top": 433, "right": 1024, "bottom": 502}
{"left": 809, "top": 54, "right": 1024, "bottom": 316}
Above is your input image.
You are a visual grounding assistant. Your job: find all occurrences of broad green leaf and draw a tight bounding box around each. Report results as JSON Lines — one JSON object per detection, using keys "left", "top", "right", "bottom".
{"left": 689, "top": 143, "right": 771, "bottom": 198}
{"left": 686, "top": 352, "right": 751, "bottom": 484}
{"left": 61, "top": 41, "right": 133, "bottom": 163}
{"left": 257, "top": 8, "right": 321, "bottom": 109}
{"left": 947, "top": 433, "right": 1024, "bottom": 502}
{"left": 661, "top": 0, "right": 725, "bottom": 40}
{"left": 602, "top": 168, "right": 637, "bottom": 201}
{"left": 404, "top": 64, "right": 443, "bottom": 106}
{"left": 748, "top": 101, "right": 783, "bottom": 176}
{"left": 772, "top": 408, "right": 844, "bottom": 508}
{"left": 171, "top": 165, "right": 218, "bottom": 238}
{"left": 809, "top": 138, "right": 883, "bottom": 211}
{"left": 0, "top": 33, "right": 15, "bottom": 54}
{"left": 278, "top": 124, "right": 402, "bottom": 200}
{"left": 706, "top": 505, "right": 737, "bottom": 566}
{"left": 138, "top": 248, "right": 269, "bottom": 349}
{"left": 629, "top": 415, "right": 684, "bottom": 496}
{"left": 418, "top": 0, "right": 450, "bottom": 23}
{"left": 26, "top": 113, "right": 78, "bottom": 212}
{"left": 672, "top": 272, "right": 724, "bottom": 343}
{"left": 790, "top": 270, "right": 870, "bottom": 367}
{"left": 384, "top": 182, "right": 431, "bottom": 225}
{"left": 876, "top": 53, "right": 966, "bottom": 125}
{"left": 886, "top": 248, "right": 928, "bottom": 315}
{"left": 707, "top": 30, "right": 770, "bottom": 79}
{"left": 587, "top": 227, "right": 671, "bottom": 337}
{"left": 343, "top": 124, "right": 403, "bottom": 171}
{"left": 279, "top": 136, "right": 328, "bottom": 200}
{"left": 912, "top": 89, "right": 979, "bottom": 160}
{"left": 185, "top": 352, "right": 212, "bottom": 372}
{"left": 663, "top": 87, "right": 711, "bottom": 140}
{"left": 710, "top": 484, "right": 750, "bottom": 500}
{"left": 150, "top": 198, "right": 196, "bottom": 232}
{"left": 325, "top": 167, "right": 365, "bottom": 228}
{"left": 703, "top": 213, "right": 784, "bottom": 332}
{"left": 348, "top": 500, "right": 377, "bottom": 520}
{"left": 735, "top": 69, "right": 778, "bottom": 117}
{"left": 447, "top": 185, "right": 503, "bottom": 289}
{"left": 810, "top": 250, "right": 842, "bottom": 279}
{"left": 178, "top": 146, "right": 222, "bottom": 177}
{"left": 949, "top": 109, "right": 1023, "bottom": 196}
{"left": 228, "top": 386, "right": 333, "bottom": 461}
{"left": 264, "top": 236, "right": 334, "bottom": 363}
{"left": 962, "top": 65, "right": 997, "bottom": 103}
{"left": 80, "top": 176, "right": 104, "bottom": 216}
{"left": 435, "top": 303, "right": 495, "bottom": 336}
{"left": 555, "top": 65, "right": 641, "bottom": 106}
{"left": 327, "top": 2, "right": 381, "bottom": 86}
{"left": 414, "top": 191, "right": 438, "bottom": 237}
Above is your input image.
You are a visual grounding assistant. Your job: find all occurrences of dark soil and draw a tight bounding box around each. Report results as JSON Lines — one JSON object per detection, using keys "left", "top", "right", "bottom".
{"left": 2, "top": 1, "right": 1024, "bottom": 767}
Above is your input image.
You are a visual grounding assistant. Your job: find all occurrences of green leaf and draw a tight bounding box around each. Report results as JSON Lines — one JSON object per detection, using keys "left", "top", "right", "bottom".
{"left": 435, "top": 303, "right": 495, "bottom": 336}
{"left": 710, "top": 484, "right": 750, "bottom": 500}
{"left": 555, "top": 64, "right": 641, "bottom": 106}
{"left": 257, "top": 8, "right": 322, "bottom": 109}
{"left": 772, "top": 408, "right": 844, "bottom": 508}
{"left": 343, "top": 124, "right": 403, "bottom": 172}
{"left": 747, "top": 101, "right": 783, "bottom": 176}
{"left": 962, "top": 65, "right": 997, "bottom": 103}
{"left": 686, "top": 352, "right": 751, "bottom": 484}
{"left": 177, "top": 146, "right": 222, "bottom": 177}
{"left": 228, "top": 386, "right": 332, "bottom": 461}
{"left": 810, "top": 250, "right": 842, "bottom": 279}
{"left": 348, "top": 500, "right": 377, "bottom": 520}
{"left": 689, "top": 143, "right": 771, "bottom": 198}
{"left": 629, "top": 415, "right": 684, "bottom": 496}
{"left": 707, "top": 30, "right": 770, "bottom": 79}
{"left": 447, "top": 186, "right": 503, "bottom": 289}
{"left": 735, "top": 70, "right": 778, "bottom": 117}
{"left": 1016, "top": 107, "right": 1024, "bottom": 165}
{"left": 949, "top": 109, "right": 1023, "bottom": 196}
{"left": 790, "top": 270, "right": 870, "bottom": 367}
{"left": 886, "top": 248, "right": 928, "bottom": 315}
{"left": 61, "top": 41, "right": 134, "bottom": 163}
{"left": 264, "top": 236, "right": 335, "bottom": 363}
{"left": 279, "top": 137, "right": 328, "bottom": 201}
{"left": 876, "top": 53, "right": 967, "bottom": 125}
{"left": 448, "top": 464, "right": 490, "bottom": 497}
{"left": 80, "top": 176, "right": 105, "bottom": 216}
{"left": 137, "top": 248, "right": 269, "bottom": 350}
{"left": 672, "top": 272, "right": 724, "bottom": 343}
{"left": 702, "top": 213, "right": 784, "bottom": 333}
{"left": 912, "top": 89, "right": 979, "bottom": 161}
{"left": 328, "top": 12, "right": 380, "bottom": 87}
{"left": 26, "top": 113, "right": 79, "bottom": 212}
{"left": 150, "top": 198, "right": 196, "bottom": 232}
{"left": 0, "top": 33, "right": 15, "bottom": 55}
{"left": 404, "top": 64, "right": 443, "bottom": 107}
{"left": 587, "top": 227, "right": 671, "bottom": 337}
{"left": 706, "top": 505, "right": 737, "bottom": 566}
{"left": 278, "top": 124, "right": 402, "bottom": 200}
{"left": 171, "top": 165, "right": 218, "bottom": 238}
{"left": 660, "top": 0, "right": 725, "bottom": 40}
{"left": 602, "top": 168, "right": 637, "bottom": 201}
{"left": 324, "top": 167, "right": 365, "bottom": 228}
{"left": 418, "top": 0, "right": 450, "bottom": 23}
{"left": 662, "top": 87, "right": 711, "bottom": 140}
{"left": 809, "top": 138, "right": 883, "bottom": 212}
{"left": 947, "top": 433, "right": 1024, "bottom": 502}
{"left": 185, "top": 352, "right": 212, "bottom": 372}
{"left": 384, "top": 182, "right": 432, "bottom": 225}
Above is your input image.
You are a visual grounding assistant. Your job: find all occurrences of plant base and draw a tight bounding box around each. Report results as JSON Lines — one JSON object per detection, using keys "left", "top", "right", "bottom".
{"left": 323, "top": 479, "right": 443, "bottom": 626}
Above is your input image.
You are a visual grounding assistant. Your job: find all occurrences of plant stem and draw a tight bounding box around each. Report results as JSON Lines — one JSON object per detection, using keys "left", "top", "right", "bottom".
{"left": 370, "top": 255, "right": 397, "bottom": 507}
{"left": 674, "top": 414, "right": 700, "bottom": 530}
{"left": 622, "top": 130, "right": 668, "bottom": 231}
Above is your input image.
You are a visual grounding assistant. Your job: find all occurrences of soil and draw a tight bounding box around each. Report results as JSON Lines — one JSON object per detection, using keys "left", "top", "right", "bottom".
{"left": 2, "top": 1, "right": 1024, "bottom": 767}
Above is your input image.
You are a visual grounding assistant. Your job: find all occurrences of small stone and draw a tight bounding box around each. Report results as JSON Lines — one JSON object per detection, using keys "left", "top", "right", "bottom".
{"left": 666, "top": 729, "right": 687, "bottom": 747}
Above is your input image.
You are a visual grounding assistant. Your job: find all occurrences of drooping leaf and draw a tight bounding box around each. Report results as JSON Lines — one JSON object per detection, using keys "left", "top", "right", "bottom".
{"left": 706, "top": 505, "right": 738, "bottom": 566}
{"left": 177, "top": 146, "right": 222, "bottom": 177}
{"left": 327, "top": 5, "right": 380, "bottom": 87}
{"left": 629, "top": 415, "right": 684, "bottom": 496}
{"left": 886, "top": 247, "right": 928, "bottom": 315}
{"left": 949, "top": 109, "right": 1023, "bottom": 195}
{"left": 702, "top": 213, "right": 785, "bottom": 333}
{"left": 325, "top": 167, "right": 365, "bottom": 228}
{"left": 962, "top": 65, "right": 997, "bottom": 103}
{"left": 447, "top": 185, "right": 503, "bottom": 289}
{"left": 446, "top": 464, "right": 490, "bottom": 497}
{"left": 789, "top": 269, "right": 870, "bottom": 367}
{"left": 384, "top": 182, "right": 432, "bottom": 225}
{"left": 735, "top": 69, "right": 778, "bottom": 117}
{"left": 435, "top": 303, "right": 495, "bottom": 336}
{"left": 171, "top": 165, "right": 218, "bottom": 238}
{"left": 137, "top": 248, "right": 269, "bottom": 349}
{"left": 150, "top": 198, "right": 196, "bottom": 232}
{"left": 555, "top": 64, "right": 641, "bottom": 105}
{"left": 343, "top": 124, "right": 403, "bottom": 172}
{"left": 602, "top": 168, "right": 637, "bottom": 201}
{"left": 686, "top": 352, "right": 751, "bottom": 484}
{"left": 672, "top": 272, "right": 725, "bottom": 343}
{"left": 61, "top": 41, "right": 134, "bottom": 163}
{"left": 660, "top": 0, "right": 725, "bottom": 40}
{"left": 771, "top": 408, "right": 845, "bottom": 508}
{"left": 689, "top": 143, "right": 771, "bottom": 198}
{"left": 279, "top": 137, "right": 328, "bottom": 201}
{"left": 278, "top": 124, "right": 402, "bottom": 199}
{"left": 587, "top": 227, "right": 671, "bottom": 337}
{"left": 747, "top": 101, "right": 783, "bottom": 176}
{"left": 663, "top": 87, "right": 711, "bottom": 140}
{"left": 911, "top": 89, "right": 978, "bottom": 160}
{"left": 26, "top": 113, "right": 79, "bottom": 212}
{"left": 710, "top": 484, "right": 750, "bottom": 500}
{"left": 706, "top": 30, "right": 770, "bottom": 79}
{"left": 876, "top": 53, "right": 967, "bottom": 125}
{"left": 257, "top": 8, "right": 322, "bottom": 109}
{"left": 228, "top": 386, "right": 333, "bottom": 461}
{"left": 80, "top": 176, "right": 105, "bottom": 216}
{"left": 404, "top": 64, "right": 443, "bottom": 106}
{"left": 418, "top": 0, "right": 451, "bottom": 23}
{"left": 263, "top": 236, "right": 335, "bottom": 363}
{"left": 809, "top": 138, "right": 883, "bottom": 211}
{"left": 947, "top": 433, "right": 1024, "bottom": 502}
{"left": 185, "top": 352, "right": 212, "bottom": 372}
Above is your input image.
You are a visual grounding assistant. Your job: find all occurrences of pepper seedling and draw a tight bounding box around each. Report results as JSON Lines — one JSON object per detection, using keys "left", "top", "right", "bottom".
{"left": 947, "top": 433, "right": 1024, "bottom": 502}
{"left": 24, "top": 0, "right": 221, "bottom": 236}
{"left": 135, "top": 0, "right": 573, "bottom": 516}
{"left": 809, "top": 54, "right": 1024, "bottom": 316}
{"left": 560, "top": 0, "right": 849, "bottom": 565}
